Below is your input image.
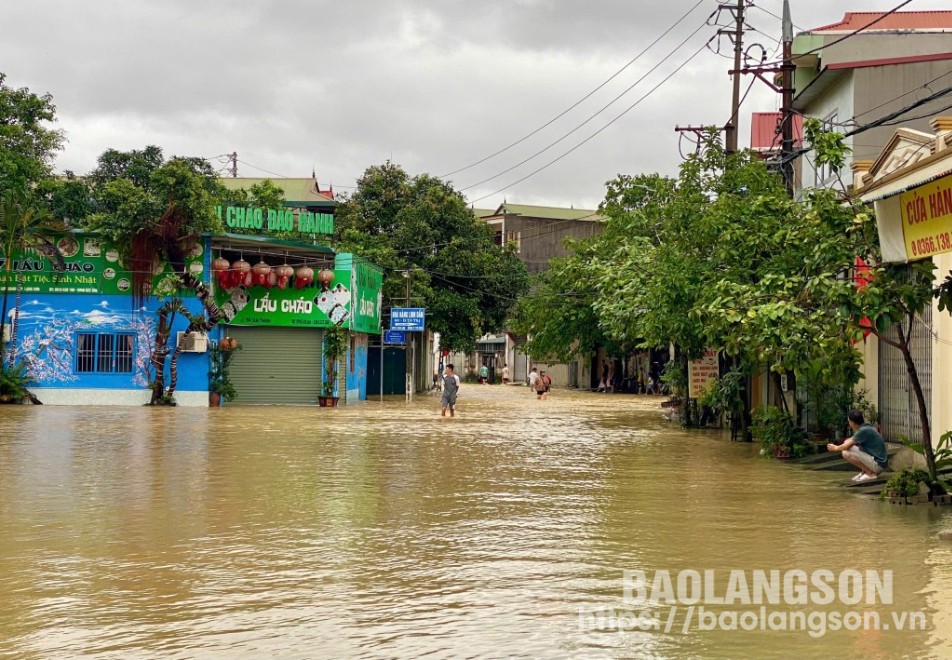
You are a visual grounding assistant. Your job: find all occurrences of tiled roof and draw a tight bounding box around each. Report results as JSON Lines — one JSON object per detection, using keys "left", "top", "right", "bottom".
{"left": 750, "top": 112, "right": 803, "bottom": 150}
{"left": 218, "top": 177, "right": 335, "bottom": 204}
{"left": 812, "top": 11, "right": 952, "bottom": 33}
{"left": 492, "top": 203, "right": 603, "bottom": 221}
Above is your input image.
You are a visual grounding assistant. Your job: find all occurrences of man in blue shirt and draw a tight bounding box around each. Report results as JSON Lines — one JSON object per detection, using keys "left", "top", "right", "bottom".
{"left": 827, "top": 410, "right": 889, "bottom": 482}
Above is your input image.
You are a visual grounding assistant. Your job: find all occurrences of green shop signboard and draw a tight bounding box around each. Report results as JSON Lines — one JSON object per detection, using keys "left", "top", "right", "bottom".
{"left": 340, "top": 254, "right": 382, "bottom": 334}
{"left": 215, "top": 254, "right": 382, "bottom": 333}
{"left": 216, "top": 266, "right": 352, "bottom": 328}
{"left": 216, "top": 205, "right": 334, "bottom": 237}
{"left": 0, "top": 233, "right": 204, "bottom": 296}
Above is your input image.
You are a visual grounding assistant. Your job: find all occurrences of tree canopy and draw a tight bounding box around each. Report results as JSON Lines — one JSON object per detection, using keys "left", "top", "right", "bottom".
{"left": 0, "top": 73, "right": 63, "bottom": 197}
{"left": 334, "top": 162, "right": 528, "bottom": 352}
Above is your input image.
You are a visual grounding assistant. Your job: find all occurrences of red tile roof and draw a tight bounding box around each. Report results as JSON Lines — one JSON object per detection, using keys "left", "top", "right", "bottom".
{"left": 812, "top": 11, "right": 952, "bottom": 32}
{"left": 750, "top": 112, "right": 803, "bottom": 151}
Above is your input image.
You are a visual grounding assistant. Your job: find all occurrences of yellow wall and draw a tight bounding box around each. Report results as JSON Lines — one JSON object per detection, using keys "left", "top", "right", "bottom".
{"left": 933, "top": 251, "right": 952, "bottom": 442}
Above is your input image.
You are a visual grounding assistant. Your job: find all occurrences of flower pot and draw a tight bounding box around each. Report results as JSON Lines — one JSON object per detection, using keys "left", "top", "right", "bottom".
{"left": 772, "top": 445, "right": 791, "bottom": 459}
{"left": 318, "top": 396, "right": 340, "bottom": 407}
{"left": 209, "top": 391, "right": 221, "bottom": 407}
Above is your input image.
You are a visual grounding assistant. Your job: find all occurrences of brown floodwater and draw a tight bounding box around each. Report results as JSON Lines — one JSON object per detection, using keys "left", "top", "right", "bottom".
{"left": 1, "top": 387, "right": 951, "bottom": 659}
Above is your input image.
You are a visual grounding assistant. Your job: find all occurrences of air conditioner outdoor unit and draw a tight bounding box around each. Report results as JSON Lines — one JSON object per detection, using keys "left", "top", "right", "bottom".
{"left": 175, "top": 331, "right": 208, "bottom": 353}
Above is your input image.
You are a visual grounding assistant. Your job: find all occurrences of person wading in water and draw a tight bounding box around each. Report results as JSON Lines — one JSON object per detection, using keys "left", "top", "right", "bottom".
{"left": 441, "top": 364, "right": 461, "bottom": 417}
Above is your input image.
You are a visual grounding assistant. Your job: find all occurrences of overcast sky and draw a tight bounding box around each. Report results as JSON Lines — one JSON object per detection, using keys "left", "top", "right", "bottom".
{"left": 3, "top": 1, "right": 949, "bottom": 209}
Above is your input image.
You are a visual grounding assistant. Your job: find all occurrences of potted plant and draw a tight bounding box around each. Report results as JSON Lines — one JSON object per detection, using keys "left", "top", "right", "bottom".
{"left": 753, "top": 405, "right": 811, "bottom": 460}
{"left": 0, "top": 359, "right": 33, "bottom": 404}
{"left": 208, "top": 338, "right": 240, "bottom": 406}
{"left": 881, "top": 468, "right": 931, "bottom": 504}
{"left": 319, "top": 326, "right": 348, "bottom": 407}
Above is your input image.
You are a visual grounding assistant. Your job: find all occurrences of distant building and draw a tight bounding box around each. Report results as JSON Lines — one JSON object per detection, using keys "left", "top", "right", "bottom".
{"left": 446, "top": 203, "right": 605, "bottom": 388}
{"left": 477, "top": 202, "right": 605, "bottom": 274}
{"left": 219, "top": 174, "right": 336, "bottom": 210}
{"left": 750, "top": 111, "right": 803, "bottom": 159}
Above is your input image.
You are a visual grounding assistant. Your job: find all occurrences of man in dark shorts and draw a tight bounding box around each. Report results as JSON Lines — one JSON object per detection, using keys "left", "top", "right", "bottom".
{"left": 827, "top": 410, "right": 888, "bottom": 482}
{"left": 441, "top": 364, "right": 461, "bottom": 417}
{"left": 536, "top": 370, "right": 550, "bottom": 400}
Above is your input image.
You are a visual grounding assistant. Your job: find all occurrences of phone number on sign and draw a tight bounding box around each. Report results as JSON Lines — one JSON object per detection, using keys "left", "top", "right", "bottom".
{"left": 910, "top": 230, "right": 952, "bottom": 256}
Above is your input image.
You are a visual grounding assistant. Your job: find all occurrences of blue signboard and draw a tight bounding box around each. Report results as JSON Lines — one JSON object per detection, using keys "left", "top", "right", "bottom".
{"left": 383, "top": 330, "right": 407, "bottom": 345}
{"left": 390, "top": 307, "right": 425, "bottom": 331}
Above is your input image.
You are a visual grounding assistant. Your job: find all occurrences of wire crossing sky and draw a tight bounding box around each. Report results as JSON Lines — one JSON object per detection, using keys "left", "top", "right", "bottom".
{"left": 2, "top": 0, "right": 950, "bottom": 209}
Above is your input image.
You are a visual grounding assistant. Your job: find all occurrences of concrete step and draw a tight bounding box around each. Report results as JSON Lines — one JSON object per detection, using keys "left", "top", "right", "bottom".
{"left": 809, "top": 445, "right": 900, "bottom": 471}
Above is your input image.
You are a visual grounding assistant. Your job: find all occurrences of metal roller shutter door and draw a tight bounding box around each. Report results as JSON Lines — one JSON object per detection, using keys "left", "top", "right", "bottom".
{"left": 226, "top": 326, "right": 324, "bottom": 405}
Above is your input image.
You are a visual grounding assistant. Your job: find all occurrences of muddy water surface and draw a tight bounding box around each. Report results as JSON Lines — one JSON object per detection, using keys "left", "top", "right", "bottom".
{"left": 1, "top": 387, "right": 951, "bottom": 658}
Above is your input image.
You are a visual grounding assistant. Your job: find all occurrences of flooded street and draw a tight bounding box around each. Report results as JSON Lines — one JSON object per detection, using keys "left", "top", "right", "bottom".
{"left": 2, "top": 387, "right": 952, "bottom": 659}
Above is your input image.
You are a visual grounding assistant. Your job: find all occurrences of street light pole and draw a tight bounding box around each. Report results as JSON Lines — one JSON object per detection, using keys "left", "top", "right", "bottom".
{"left": 404, "top": 270, "right": 413, "bottom": 403}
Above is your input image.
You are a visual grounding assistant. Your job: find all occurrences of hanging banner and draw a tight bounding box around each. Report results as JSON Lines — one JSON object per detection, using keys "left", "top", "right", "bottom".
{"left": 901, "top": 173, "right": 952, "bottom": 260}
{"left": 688, "top": 350, "right": 719, "bottom": 399}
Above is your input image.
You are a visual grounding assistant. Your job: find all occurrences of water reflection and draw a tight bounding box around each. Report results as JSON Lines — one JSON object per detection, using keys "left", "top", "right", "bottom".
{"left": 1, "top": 387, "right": 951, "bottom": 658}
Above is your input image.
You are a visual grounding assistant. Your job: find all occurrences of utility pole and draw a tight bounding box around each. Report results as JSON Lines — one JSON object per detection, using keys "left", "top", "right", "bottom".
{"left": 229, "top": 152, "right": 238, "bottom": 178}
{"left": 780, "top": 0, "right": 795, "bottom": 197}
{"left": 724, "top": 0, "right": 746, "bottom": 154}
{"left": 404, "top": 270, "right": 413, "bottom": 402}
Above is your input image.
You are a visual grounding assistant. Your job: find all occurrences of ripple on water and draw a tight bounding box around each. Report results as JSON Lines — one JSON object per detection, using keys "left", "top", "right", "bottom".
{"left": 1, "top": 390, "right": 951, "bottom": 658}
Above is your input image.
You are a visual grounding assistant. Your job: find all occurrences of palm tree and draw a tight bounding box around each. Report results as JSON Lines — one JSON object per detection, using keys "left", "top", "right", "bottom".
{"left": 0, "top": 192, "right": 65, "bottom": 365}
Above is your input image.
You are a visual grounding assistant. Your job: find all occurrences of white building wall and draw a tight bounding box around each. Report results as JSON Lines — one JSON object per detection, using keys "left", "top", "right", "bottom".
{"left": 30, "top": 389, "right": 208, "bottom": 407}
{"left": 800, "top": 73, "right": 856, "bottom": 191}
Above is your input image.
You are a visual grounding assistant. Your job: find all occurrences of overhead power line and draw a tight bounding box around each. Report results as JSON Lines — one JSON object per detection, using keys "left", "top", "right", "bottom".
{"left": 457, "top": 18, "right": 715, "bottom": 193}
{"left": 438, "top": 0, "right": 709, "bottom": 178}
{"left": 468, "top": 36, "right": 716, "bottom": 204}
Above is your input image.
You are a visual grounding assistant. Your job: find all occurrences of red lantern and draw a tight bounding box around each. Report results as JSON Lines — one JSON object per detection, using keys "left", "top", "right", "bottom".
{"left": 242, "top": 270, "right": 254, "bottom": 287}
{"left": 252, "top": 261, "right": 272, "bottom": 286}
{"left": 212, "top": 257, "right": 230, "bottom": 273}
{"left": 276, "top": 265, "right": 294, "bottom": 279}
{"left": 233, "top": 259, "right": 251, "bottom": 274}
{"left": 295, "top": 266, "right": 314, "bottom": 289}
{"left": 265, "top": 271, "right": 277, "bottom": 288}
{"left": 277, "top": 276, "right": 289, "bottom": 289}
{"left": 317, "top": 268, "right": 335, "bottom": 289}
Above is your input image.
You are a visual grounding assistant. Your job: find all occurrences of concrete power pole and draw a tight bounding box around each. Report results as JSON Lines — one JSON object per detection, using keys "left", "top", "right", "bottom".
{"left": 724, "top": 0, "right": 746, "bottom": 154}
{"left": 229, "top": 152, "right": 238, "bottom": 178}
{"left": 780, "top": 0, "right": 796, "bottom": 197}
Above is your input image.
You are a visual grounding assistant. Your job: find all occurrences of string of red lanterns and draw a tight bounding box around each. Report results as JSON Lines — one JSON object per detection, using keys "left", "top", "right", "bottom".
{"left": 211, "top": 255, "right": 334, "bottom": 291}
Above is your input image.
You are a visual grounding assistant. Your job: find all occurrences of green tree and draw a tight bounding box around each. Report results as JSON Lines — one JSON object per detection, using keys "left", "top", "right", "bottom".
{"left": 0, "top": 191, "right": 66, "bottom": 370}
{"left": 0, "top": 74, "right": 63, "bottom": 197}
{"left": 335, "top": 162, "right": 528, "bottom": 352}
{"left": 802, "top": 118, "right": 939, "bottom": 482}
{"left": 79, "top": 146, "right": 225, "bottom": 404}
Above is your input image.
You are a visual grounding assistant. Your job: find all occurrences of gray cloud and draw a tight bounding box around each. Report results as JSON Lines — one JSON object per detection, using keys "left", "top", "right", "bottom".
{"left": 3, "top": 0, "right": 949, "bottom": 208}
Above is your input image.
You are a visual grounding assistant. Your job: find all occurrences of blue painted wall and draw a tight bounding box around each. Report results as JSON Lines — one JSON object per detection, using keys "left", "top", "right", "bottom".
{"left": 345, "top": 333, "right": 370, "bottom": 401}
{"left": 10, "top": 293, "right": 208, "bottom": 392}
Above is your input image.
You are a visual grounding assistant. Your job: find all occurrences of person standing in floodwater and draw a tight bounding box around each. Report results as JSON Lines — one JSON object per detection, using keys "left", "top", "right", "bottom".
{"left": 441, "top": 364, "right": 461, "bottom": 417}
{"left": 536, "top": 370, "right": 550, "bottom": 400}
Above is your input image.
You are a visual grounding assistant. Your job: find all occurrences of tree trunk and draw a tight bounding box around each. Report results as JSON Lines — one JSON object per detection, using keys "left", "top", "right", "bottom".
{"left": 166, "top": 332, "right": 187, "bottom": 400}
{"left": 0, "top": 260, "right": 11, "bottom": 357}
{"left": 9, "top": 269, "right": 23, "bottom": 367}
{"left": 897, "top": 320, "right": 936, "bottom": 480}
{"left": 149, "top": 303, "right": 176, "bottom": 405}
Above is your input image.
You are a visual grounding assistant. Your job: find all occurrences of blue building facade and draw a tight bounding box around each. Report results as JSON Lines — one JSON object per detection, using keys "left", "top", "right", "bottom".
{"left": 2, "top": 231, "right": 381, "bottom": 406}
